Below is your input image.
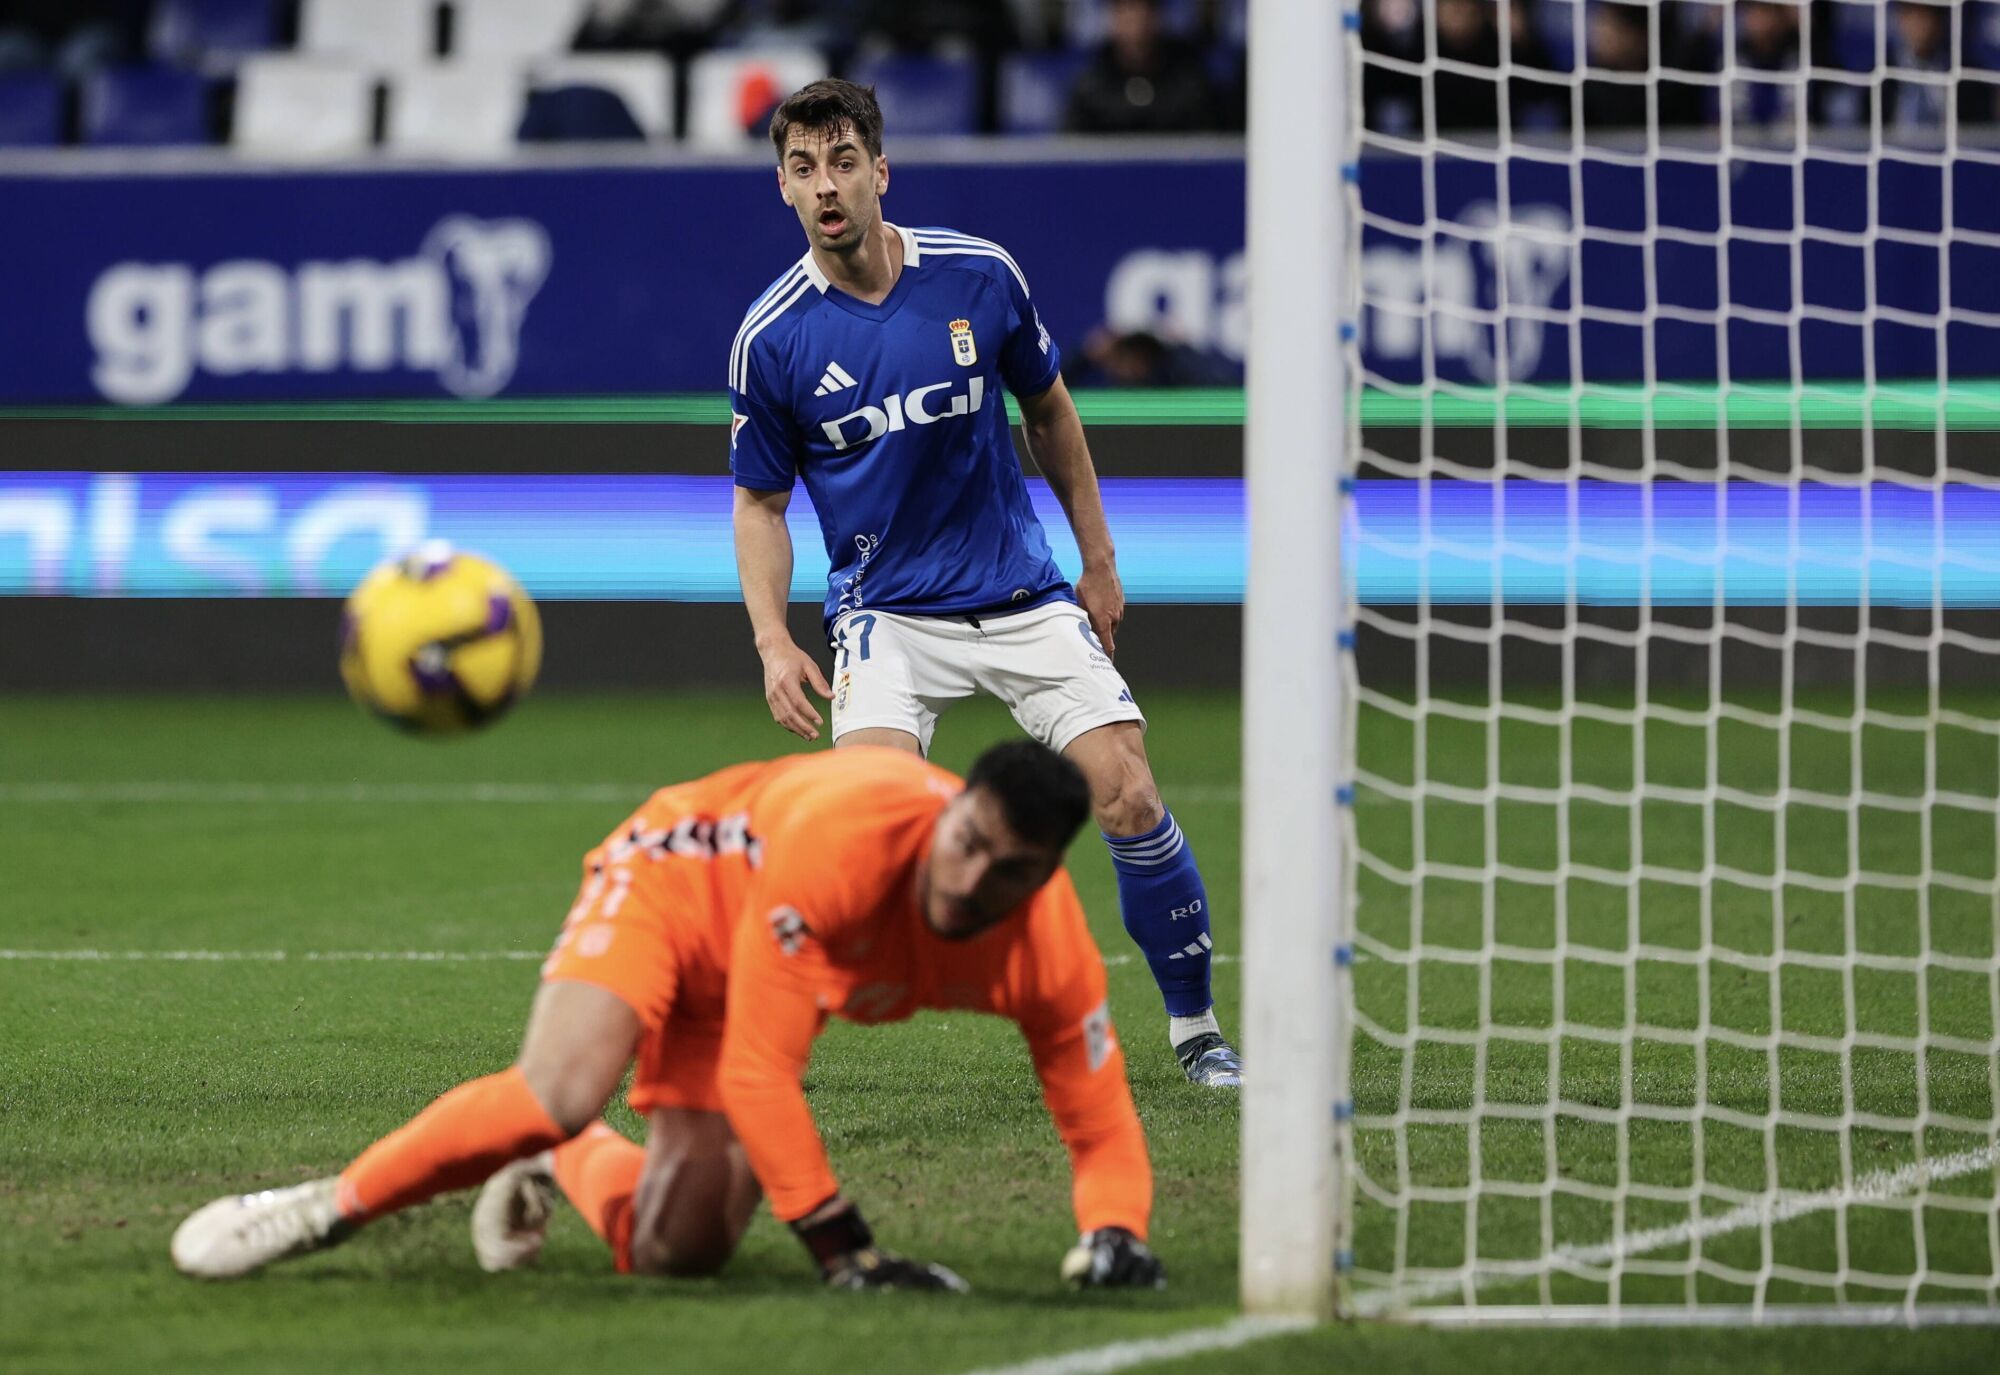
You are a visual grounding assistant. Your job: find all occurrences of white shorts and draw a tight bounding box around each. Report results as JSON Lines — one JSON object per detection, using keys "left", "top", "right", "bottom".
{"left": 828, "top": 601, "right": 1146, "bottom": 756}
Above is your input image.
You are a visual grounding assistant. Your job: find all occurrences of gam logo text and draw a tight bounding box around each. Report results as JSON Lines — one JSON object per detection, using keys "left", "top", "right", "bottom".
{"left": 1103, "top": 200, "right": 1574, "bottom": 382}
{"left": 86, "top": 217, "right": 550, "bottom": 405}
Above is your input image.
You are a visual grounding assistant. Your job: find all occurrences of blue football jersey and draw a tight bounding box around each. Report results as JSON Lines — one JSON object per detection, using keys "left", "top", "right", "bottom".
{"left": 727, "top": 224, "right": 1074, "bottom": 637}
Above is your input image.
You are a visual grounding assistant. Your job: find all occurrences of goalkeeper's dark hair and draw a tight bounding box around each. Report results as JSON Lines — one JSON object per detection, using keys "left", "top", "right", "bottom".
{"left": 964, "top": 740, "right": 1092, "bottom": 852}
{"left": 769, "top": 79, "right": 885, "bottom": 160}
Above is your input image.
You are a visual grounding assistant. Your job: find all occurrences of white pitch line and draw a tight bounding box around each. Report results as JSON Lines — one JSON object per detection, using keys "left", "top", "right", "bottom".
{"left": 955, "top": 1315, "right": 1316, "bottom": 1375}
{"left": 0, "top": 781, "right": 1249, "bottom": 806}
{"left": 0, "top": 949, "right": 1239, "bottom": 968}
{"left": 0, "top": 782, "right": 647, "bottom": 805}
{"left": 1355, "top": 1141, "right": 2000, "bottom": 1316}
{"left": 0, "top": 948, "right": 546, "bottom": 962}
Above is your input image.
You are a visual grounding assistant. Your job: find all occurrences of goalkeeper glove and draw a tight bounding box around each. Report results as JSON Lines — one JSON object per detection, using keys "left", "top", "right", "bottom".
{"left": 791, "top": 1200, "right": 970, "bottom": 1294}
{"left": 1060, "top": 1227, "right": 1167, "bottom": 1290}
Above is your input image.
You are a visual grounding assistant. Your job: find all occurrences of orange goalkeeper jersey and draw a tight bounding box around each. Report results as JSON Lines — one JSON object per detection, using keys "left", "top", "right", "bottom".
{"left": 572, "top": 746, "right": 1152, "bottom": 1239}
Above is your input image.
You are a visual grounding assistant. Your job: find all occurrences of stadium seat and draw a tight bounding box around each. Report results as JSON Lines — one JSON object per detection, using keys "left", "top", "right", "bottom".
{"left": 300, "top": 0, "right": 438, "bottom": 66}
{"left": 1204, "top": 40, "right": 1242, "bottom": 91}
{"left": 518, "top": 85, "right": 643, "bottom": 142}
{"left": 81, "top": 66, "right": 214, "bottom": 146}
{"left": 1536, "top": 0, "right": 1578, "bottom": 73}
{"left": 685, "top": 47, "right": 827, "bottom": 150}
{"left": 529, "top": 53, "right": 673, "bottom": 139}
{"left": 149, "top": 0, "right": 282, "bottom": 70}
{"left": 0, "top": 72, "right": 64, "bottom": 147}
{"left": 1199, "top": 0, "right": 1243, "bottom": 47}
{"left": 1969, "top": 2, "right": 2000, "bottom": 72}
{"left": 1831, "top": 3, "right": 1879, "bottom": 71}
{"left": 845, "top": 54, "right": 979, "bottom": 137}
{"left": 385, "top": 63, "right": 524, "bottom": 158}
{"left": 451, "top": 0, "right": 590, "bottom": 61}
{"left": 998, "top": 50, "right": 1089, "bottom": 135}
{"left": 232, "top": 57, "right": 375, "bottom": 159}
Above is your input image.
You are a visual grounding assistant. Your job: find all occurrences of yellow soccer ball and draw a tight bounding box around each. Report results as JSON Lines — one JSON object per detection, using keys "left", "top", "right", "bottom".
{"left": 339, "top": 543, "right": 542, "bottom": 734}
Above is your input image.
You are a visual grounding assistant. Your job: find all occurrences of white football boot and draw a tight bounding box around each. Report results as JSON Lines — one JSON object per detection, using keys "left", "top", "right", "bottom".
{"left": 171, "top": 1177, "right": 353, "bottom": 1278}
{"left": 1174, "top": 1031, "right": 1245, "bottom": 1088}
{"left": 471, "top": 1150, "right": 559, "bottom": 1272}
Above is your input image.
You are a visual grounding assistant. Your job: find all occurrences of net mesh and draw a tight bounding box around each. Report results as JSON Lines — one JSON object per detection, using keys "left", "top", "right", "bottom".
{"left": 1340, "top": 0, "right": 2000, "bottom": 1320}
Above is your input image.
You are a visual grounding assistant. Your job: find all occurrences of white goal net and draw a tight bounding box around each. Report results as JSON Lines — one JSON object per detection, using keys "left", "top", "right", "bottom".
{"left": 1305, "top": 0, "right": 2000, "bottom": 1325}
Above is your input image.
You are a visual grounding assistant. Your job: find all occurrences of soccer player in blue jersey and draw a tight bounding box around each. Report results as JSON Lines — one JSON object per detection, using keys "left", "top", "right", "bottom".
{"left": 728, "top": 79, "right": 1241, "bottom": 1087}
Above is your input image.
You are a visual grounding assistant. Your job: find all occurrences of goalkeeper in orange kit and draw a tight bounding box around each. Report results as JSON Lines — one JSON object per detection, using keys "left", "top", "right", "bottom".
{"left": 171, "top": 741, "right": 1163, "bottom": 1292}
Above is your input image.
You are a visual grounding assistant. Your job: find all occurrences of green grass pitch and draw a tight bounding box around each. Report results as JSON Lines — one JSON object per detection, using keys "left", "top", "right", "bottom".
{"left": 1, "top": 691, "right": 1995, "bottom": 1374}
{"left": 1346, "top": 692, "right": 2000, "bottom": 1311}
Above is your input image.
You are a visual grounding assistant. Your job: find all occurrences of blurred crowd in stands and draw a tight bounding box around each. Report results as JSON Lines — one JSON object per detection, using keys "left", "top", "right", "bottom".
{"left": 1362, "top": 1, "right": 1995, "bottom": 140}
{"left": 0, "top": 1, "right": 1989, "bottom": 152}
{"left": 0, "top": 0, "right": 1248, "bottom": 149}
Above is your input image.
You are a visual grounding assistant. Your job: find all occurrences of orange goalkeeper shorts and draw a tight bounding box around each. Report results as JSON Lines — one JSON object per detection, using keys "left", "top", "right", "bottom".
{"left": 538, "top": 828, "right": 734, "bottom": 1117}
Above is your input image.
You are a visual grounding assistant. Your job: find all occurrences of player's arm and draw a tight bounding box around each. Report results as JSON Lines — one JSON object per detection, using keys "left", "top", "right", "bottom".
{"left": 990, "top": 252, "right": 1123, "bottom": 657}
{"left": 1017, "top": 375, "right": 1124, "bottom": 657}
{"left": 1013, "top": 881, "right": 1164, "bottom": 1289}
{"left": 732, "top": 484, "right": 832, "bottom": 740}
{"left": 729, "top": 345, "right": 832, "bottom": 741}
{"left": 716, "top": 896, "right": 967, "bottom": 1293}
{"left": 1023, "top": 987, "right": 1162, "bottom": 1287}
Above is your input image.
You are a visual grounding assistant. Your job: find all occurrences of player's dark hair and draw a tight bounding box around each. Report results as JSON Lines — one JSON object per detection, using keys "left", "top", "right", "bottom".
{"left": 964, "top": 740, "right": 1092, "bottom": 852}
{"left": 769, "top": 78, "right": 886, "bottom": 160}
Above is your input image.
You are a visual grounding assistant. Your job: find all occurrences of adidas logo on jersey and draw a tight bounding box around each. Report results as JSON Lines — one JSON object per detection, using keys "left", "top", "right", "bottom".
{"left": 821, "top": 376, "right": 987, "bottom": 452}
{"left": 812, "top": 361, "right": 858, "bottom": 397}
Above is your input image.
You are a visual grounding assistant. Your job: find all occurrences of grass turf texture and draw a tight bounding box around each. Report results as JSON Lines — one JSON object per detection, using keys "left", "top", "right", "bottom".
{"left": 1348, "top": 690, "right": 2000, "bottom": 1312}
{"left": 1, "top": 692, "right": 1995, "bottom": 1375}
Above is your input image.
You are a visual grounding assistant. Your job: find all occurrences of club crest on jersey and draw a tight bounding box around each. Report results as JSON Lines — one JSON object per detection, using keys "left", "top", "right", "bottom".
{"left": 768, "top": 905, "right": 808, "bottom": 956}
{"left": 1082, "top": 998, "right": 1115, "bottom": 1072}
{"left": 948, "top": 318, "right": 977, "bottom": 367}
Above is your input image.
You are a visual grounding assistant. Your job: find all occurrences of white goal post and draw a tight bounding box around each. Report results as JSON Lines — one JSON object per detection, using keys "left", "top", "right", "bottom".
{"left": 1241, "top": 0, "right": 1350, "bottom": 1322}
{"left": 1242, "top": 0, "right": 2000, "bottom": 1327}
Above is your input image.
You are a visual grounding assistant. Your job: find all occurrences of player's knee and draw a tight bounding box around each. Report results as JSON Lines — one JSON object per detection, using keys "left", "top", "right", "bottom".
{"left": 626, "top": 1216, "right": 739, "bottom": 1277}
{"left": 630, "top": 1236, "right": 733, "bottom": 1278}
{"left": 516, "top": 1046, "right": 624, "bottom": 1135}
{"left": 517, "top": 982, "right": 641, "bottom": 1135}
{"left": 626, "top": 1113, "right": 756, "bottom": 1279}
{"left": 519, "top": 1068, "right": 610, "bottom": 1138}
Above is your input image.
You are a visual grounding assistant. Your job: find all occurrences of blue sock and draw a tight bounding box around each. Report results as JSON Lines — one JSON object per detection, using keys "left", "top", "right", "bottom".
{"left": 1103, "top": 809, "right": 1215, "bottom": 1020}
